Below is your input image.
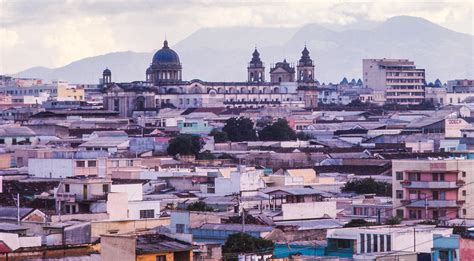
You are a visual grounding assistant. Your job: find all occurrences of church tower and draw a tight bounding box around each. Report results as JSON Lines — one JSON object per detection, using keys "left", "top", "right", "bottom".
{"left": 297, "top": 46, "right": 315, "bottom": 83}
{"left": 247, "top": 48, "right": 265, "bottom": 83}
{"left": 102, "top": 68, "right": 112, "bottom": 84}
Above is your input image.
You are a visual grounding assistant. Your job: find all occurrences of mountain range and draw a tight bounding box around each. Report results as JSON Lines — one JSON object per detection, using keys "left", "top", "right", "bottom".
{"left": 13, "top": 16, "right": 474, "bottom": 84}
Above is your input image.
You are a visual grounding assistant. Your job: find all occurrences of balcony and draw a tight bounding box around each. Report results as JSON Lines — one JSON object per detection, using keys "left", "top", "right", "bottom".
{"left": 401, "top": 181, "right": 459, "bottom": 189}
{"left": 83, "top": 194, "right": 107, "bottom": 201}
{"left": 223, "top": 100, "right": 281, "bottom": 105}
{"left": 56, "top": 193, "right": 76, "bottom": 203}
{"left": 406, "top": 200, "right": 459, "bottom": 208}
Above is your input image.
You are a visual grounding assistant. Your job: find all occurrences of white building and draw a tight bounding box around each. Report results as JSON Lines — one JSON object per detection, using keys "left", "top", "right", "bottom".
{"left": 363, "top": 59, "right": 425, "bottom": 105}
{"left": 214, "top": 165, "right": 266, "bottom": 196}
{"left": 107, "top": 183, "right": 161, "bottom": 220}
{"left": 326, "top": 225, "right": 452, "bottom": 256}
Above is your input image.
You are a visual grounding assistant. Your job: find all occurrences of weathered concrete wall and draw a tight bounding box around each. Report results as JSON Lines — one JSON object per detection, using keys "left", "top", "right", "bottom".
{"left": 101, "top": 235, "right": 135, "bottom": 261}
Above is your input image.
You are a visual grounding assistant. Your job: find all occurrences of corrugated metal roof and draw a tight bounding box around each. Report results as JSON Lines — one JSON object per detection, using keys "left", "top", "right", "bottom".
{"left": 199, "top": 223, "right": 273, "bottom": 232}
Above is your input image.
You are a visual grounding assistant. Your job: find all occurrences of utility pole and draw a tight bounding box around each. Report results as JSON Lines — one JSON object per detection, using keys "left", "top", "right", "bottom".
{"left": 377, "top": 209, "right": 381, "bottom": 225}
{"left": 425, "top": 197, "right": 428, "bottom": 220}
{"left": 413, "top": 227, "right": 416, "bottom": 252}
{"left": 16, "top": 193, "right": 20, "bottom": 225}
{"left": 240, "top": 192, "right": 245, "bottom": 233}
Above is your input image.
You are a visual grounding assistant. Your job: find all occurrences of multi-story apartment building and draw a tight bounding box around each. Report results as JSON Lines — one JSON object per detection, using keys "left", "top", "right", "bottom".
{"left": 57, "top": 85, "right": 85, "bottom": 101}
{"left": 447, "top": 79, "right": 474, "bottom": 93}
{"left": 392, "top": 158, "right": 474, "bottom": 220}
{"left": 363, "top": 59, "right": 426, "bottom": 105}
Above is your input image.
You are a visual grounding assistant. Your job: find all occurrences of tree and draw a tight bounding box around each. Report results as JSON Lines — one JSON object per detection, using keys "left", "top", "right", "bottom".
{"left": 255, "top": 116, "right": 273, "bottom": 130}
{"left": 348, "top": 99, "right": 364, "bottom": 107}
{"left": 385, "top": 216, "right": 401, "bottom": 225}
{"left": 341, "top": 178, "right": 392, "bottom": 196}
{"left": 222, "top": 117, "right": 258, "bottom": 142}
{"left": 187, "top": 201, "right": 214, "bottom": 211}
{"left": 167, "top": 134, "right": 203, "bottom": 156}
{"left": 350, "top": 78, "right": 357, "bottom": 85}
{"left": 223, "top": 233, "right": 274, "bottom": 260}
{"left": 296, "top": 132, "right": 311, "bottom": 140}
{"left": 356, "top": 78, "right": 363, "bottom": 86}
{"left": 210, "top": 129, "right": 229, "bottom": 143}
{"left": 196, "top": 150, "right": 216, "bottom": 160}
{"left": 344, "top": 219, "right": 377, "bottom": 228}
{"left": 340, "top": 77, "right": 349, "bottom": 85}
{"left": 259, "top": 118, "right": 296, "bottom": 141}
{"left": 434, "top": 78, "right": 442, "bottom": 87}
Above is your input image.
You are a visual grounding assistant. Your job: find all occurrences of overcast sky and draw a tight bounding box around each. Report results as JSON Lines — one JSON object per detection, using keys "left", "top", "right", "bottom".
{"left": 1, "top": 0, "right": 473, "bottom": 74}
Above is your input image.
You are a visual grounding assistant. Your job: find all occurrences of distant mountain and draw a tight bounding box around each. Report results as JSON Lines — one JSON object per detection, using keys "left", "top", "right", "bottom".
{"left": 13, "top": 16, "right": 474, "bottom": 84}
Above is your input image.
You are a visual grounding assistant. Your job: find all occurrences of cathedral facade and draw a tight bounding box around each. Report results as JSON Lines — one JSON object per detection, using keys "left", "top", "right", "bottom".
{"left": 103, "top": 41, "right": 318, "bottom": 117}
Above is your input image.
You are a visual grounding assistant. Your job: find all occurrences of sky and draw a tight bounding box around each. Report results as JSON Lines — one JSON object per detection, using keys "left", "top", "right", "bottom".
{"left": 0, "top": 0, "right": 473, "bottom": 74}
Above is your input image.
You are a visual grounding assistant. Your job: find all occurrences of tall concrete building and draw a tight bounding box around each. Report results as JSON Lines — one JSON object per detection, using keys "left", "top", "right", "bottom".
{"left": 363, "top": 59, "right": 426, "bottom": 105}
{"left": 392, "top": 158, "right": 473, "bottom": 221}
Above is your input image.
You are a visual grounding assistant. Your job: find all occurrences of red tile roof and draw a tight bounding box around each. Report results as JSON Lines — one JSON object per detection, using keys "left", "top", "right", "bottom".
{"left": 0, "top": 241, "right": 12, "bottom": 253}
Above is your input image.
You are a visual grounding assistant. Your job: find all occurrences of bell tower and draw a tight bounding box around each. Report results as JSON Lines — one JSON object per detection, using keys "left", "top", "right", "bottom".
{"left": 102, "top": 68, "right": 112, "bottom": 84}
{"left": 297, "top": 46, "right": 315, "bottom": 83}
{"left": 247, "top": 48, "right": 265, "bottom": 83}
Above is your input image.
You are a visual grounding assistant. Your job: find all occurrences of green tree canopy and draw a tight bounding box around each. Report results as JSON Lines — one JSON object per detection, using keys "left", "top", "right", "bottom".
{"left": 296, "top": 132, "right": 311, "bottom": 140}
{"left": 222, "top": 117, "right": 258, "bottom": 142}
{"left": 210, "top": 129, "right": 229, "bottom": 143}
{"left": 167, "top": 134, "right": 203, "bottom": 156}
{"left": 344, "top": 219, "right": 377, "bottom": 228}
{"left": 186, "top": 201, "right": 214, "bottom": 212}
{"left": 258, "top": 118, "right": 296, "bottom": 141}
{"left": 341, "top": 178, "right": 392, "bottom": 196}
{"left": 223, "top": 233, "right": 274, "bottom": 258}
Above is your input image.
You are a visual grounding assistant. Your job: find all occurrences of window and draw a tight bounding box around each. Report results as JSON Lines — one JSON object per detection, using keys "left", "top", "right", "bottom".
{"left": 360, "top": 234, "right": 365, "bottom": 253}
{"left": 396, "top": 171, "right": 403, "bottom": 180}
{"left": 156, "top": 256, "right": 166, "bottom": 261}
{"left": 396, "top": 190, "right": 403, "bottom": 199}
{"left": 433, "top": 173, "right": 445, "bottom": 181}
{"left": 373, "top": 235, "right": 378, "bottom": 252}
{"left": 380, "top": 235, "right": 384, "bottom": 252}
{"left": 396, "top": 209, "right": 404, "bottom": 218}
{"left": 88, "top": 160, "right": 97, "bottom": 167}
{"left": 112, "top": 160, "right": 119, "bottom": 167}
{"left": 65, "top": 184, "right": 70, "bottom": 193}
{"left": 408, "top": 172, "right": 420, "bottom": 181}
{"left": 462, "top": 171, "right": 466, "bottom": 177}
{"left": 113, "top": 99, "right": 119, "bottom": 111}
{"left": 463, "top": 190, "right": 467, "bottom": 196}
{"left": 336, "top": 239, "right": 351, "bottom": 249}
{"left": 463, "top": 209, "right": 467, "bottom": 215}
{"left": 76, "top": 161, "right": 85, "bottom": 167}
{"left": 103, "top": 184, "right": 109, "bottom": 193}
{"left": 176, "top": 224, "right": 185, "bottom": 233}
{"left": 139, "top": 209, "right": 155, "bottom": 219}
{"left": 126, "top": 160, "right": 133, "bottom": 167}
{"left": 367, "top": 234, "right": 371, "bottom": 253}
{"left": 386, "top": 235, "right": 391, "bottom": 251}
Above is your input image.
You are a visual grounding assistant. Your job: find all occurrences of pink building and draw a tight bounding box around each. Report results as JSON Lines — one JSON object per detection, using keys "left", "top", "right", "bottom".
{"left": 392, "top": 159, "right": 474, "bottom": 220}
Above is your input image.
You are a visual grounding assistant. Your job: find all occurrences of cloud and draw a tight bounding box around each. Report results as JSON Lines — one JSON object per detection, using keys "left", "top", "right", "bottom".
{"left": 0, "top": 0, "right": 472, "bottom": 74}
{"left": 42, "top": 16, "right": 122, "bottom": 66}
{"left": 0, "top": 29, "right": 22, "bottom": 47}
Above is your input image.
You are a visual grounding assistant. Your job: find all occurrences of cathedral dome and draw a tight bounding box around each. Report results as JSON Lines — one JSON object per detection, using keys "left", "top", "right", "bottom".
{"left": 152, "top": 40, "right": 180, "bottom": 65}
